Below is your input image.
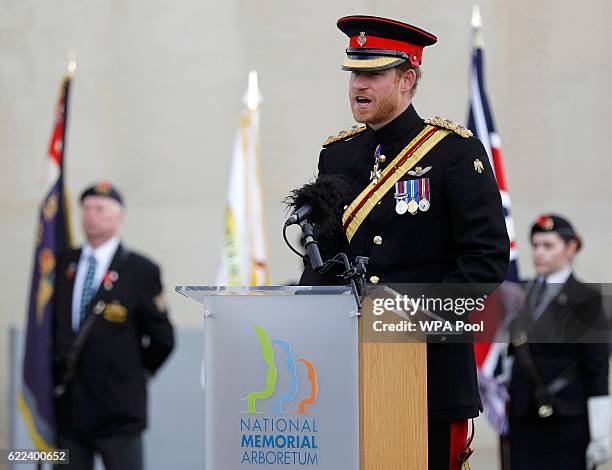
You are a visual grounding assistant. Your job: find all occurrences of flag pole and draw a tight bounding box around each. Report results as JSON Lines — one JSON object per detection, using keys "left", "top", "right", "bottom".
{"left": 67, "top": 51, "right": 77, "bottom": 76}
{"left": 62, "top": 52, "right": 75, "bottom": 249}
{"left": 247, "top": 70, "right": 260, "bottom": 111}
{"left": 471, "top": 4, "right": 484, "bottom": 47}
{"left": 244, "top": 70, "right": 270, "bottom": 285}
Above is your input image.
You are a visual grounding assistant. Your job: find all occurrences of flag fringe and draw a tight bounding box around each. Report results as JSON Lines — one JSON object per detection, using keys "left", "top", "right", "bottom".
{"left": 17, "top": 393, "right": 55, "bottom": 451}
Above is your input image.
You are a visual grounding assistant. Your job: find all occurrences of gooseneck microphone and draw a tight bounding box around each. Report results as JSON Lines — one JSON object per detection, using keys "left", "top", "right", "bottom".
{"left": 284, "top": 204, "right": 313, "bottom": 227}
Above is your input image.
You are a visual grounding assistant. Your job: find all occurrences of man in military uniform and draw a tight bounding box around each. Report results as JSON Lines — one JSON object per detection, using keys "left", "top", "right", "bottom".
{"left": 299, "top": 15, "right": 510, "bottom": 469}
{"left": 52, "top": 182, "right": 175, "bottom": 470}
{"left": 508, "top": 215, "right": 610, "bottom": 469}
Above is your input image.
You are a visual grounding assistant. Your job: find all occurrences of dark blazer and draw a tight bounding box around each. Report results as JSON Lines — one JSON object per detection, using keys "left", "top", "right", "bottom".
{"left": 300, "top": 105, "right": 510, "bottom": 422}
{"left": 53, "top": 244, "right": 175, "bottom": 437}
{"left": 509, "top": 274, "right": 609, "bottom": 417}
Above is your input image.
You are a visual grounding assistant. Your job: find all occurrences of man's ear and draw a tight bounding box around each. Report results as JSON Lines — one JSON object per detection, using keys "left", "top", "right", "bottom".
{"left": 399, "top": 69, "right": 417, "bottom": 94}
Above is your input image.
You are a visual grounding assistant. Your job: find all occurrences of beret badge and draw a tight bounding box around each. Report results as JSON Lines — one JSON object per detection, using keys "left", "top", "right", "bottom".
{"left": 536, "top": 215, "right": 554, "bottom": 231}
{"left": 95, "top": 181, "right": 112, "bottom": 196}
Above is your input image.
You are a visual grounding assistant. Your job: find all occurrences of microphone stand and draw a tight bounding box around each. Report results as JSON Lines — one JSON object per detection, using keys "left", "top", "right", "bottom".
{"left": 333, "top": 253, "right": 368, "bottom": 311}
{"left": 297, "top": 220, "right": 368, "bottom": 311}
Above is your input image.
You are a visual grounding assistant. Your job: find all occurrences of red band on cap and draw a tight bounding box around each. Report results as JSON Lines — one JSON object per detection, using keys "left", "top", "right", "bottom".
{"left": 349, "top": 35, "right": 423, "bottom": 64}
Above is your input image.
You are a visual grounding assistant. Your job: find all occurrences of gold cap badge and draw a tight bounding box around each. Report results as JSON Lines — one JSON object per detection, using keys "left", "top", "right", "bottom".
{"left": 357, "top": 31, "right": 367, "bottom": 47}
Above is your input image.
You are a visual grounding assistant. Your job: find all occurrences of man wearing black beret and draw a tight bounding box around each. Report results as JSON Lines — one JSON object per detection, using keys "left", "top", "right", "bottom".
{"left": 299, "top": 15, "right": 510, "bottom": 470}
{"left": 52, "top": 182, "right": 175, "bottom": 470}
{"left": 508, "top": 214, "right": 610, "bottom": 469}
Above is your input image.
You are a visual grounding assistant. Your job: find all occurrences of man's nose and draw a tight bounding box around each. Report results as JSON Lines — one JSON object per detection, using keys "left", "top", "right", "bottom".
{"left": 352, "top": 74, "right": 369, "bottom": 90}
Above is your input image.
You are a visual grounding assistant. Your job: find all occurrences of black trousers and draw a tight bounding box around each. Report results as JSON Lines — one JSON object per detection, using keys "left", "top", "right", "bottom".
{"left": 55, "top": 432, "right": 143, "bottom": 470}
{"left": 509, "top": 415, "right": 589, "bottom": 470}
{"left": 429, "top": 420, "right": 470, "bottom": 470}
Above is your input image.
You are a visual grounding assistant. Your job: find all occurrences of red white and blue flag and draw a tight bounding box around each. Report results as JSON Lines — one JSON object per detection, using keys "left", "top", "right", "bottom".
{"left": 19, "top": 72, "right": 74, "bottom": 450}
{"left": 467, "top": 6, "right": 518, "bottom": 437}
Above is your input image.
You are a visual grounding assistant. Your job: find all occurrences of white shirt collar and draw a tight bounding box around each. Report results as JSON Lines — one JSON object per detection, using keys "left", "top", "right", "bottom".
{"left": 541, "top": 265, "right": 573, "bottom": 285}
{"left": 82, "top": 236, "right": 120, "bottom": 264}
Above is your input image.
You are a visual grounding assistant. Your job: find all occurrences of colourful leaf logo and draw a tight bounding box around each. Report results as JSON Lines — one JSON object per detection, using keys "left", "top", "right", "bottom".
{"left": 246, "top": 326, "right": 277, "bottom": 413}
{"left": 272, "top": 340, "right": 298, "bottom": 413}
{"left": 246, "top": 325, "right": 318, "bottom": 414}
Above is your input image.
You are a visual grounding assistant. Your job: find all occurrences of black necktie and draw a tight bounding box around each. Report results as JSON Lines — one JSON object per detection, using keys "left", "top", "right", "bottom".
{"left": 531, "top": 279, "right": 547, "bottom": 318}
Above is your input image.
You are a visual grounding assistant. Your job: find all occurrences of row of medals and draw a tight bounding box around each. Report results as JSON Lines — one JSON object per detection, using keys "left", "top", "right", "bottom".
{"left": 370, "top": 145, "right": 430, "bottom": 215}
{"left": 394, "top": 185, "right": 430, "bottom": 215}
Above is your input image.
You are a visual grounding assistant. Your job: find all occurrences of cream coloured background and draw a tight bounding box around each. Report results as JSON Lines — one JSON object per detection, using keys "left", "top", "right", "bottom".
{"left": 1, "top": 0, "right": 611, "bottom": 465}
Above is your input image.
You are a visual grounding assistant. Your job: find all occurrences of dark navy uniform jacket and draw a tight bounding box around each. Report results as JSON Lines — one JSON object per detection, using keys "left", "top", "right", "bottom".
{"left": 300, "top": 104, "right": 510, "bottom": 423}
{"left": 53, "top": 244, "right": 175, "bottom": 437}
{"left": 509, "top": 275, "right": 609, "bottom": 418}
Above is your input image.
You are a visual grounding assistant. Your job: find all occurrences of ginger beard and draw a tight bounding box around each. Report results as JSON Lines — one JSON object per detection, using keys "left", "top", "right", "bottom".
{"left": 349, "top": 70, "right": 403, "bottom": 128}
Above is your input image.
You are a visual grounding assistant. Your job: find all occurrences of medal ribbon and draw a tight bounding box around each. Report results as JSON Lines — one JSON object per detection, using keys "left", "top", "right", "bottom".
{"left": 394, "top": 180, "right": 408, "bottom": 199}
{"left": 419, "top": 177, "right": 430, "bottom": 202}
{"left": 409, "top": 179, "right": 418, "bottom": 202}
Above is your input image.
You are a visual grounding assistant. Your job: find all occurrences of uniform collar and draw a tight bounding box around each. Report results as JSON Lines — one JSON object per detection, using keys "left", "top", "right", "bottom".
{"left": 368, "top": 104, "right": 423, "bottom": 145}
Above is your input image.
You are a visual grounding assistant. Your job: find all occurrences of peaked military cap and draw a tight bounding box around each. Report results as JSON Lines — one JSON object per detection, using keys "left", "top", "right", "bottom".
{"left": 337, "top": 15, "right": 437, "bottom": 71}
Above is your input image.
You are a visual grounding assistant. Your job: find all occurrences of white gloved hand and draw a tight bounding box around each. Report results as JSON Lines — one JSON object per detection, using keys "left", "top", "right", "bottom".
{"left": 586, "top": 395, "right": 611, "bottom": 469}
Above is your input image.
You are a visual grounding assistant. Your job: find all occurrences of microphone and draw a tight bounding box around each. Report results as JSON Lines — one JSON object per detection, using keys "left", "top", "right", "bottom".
{"left": 284, "top": 174, "right": 351, "bottom": 235}
{"left": 284, "top": 204, "right": 312, "bottom": 227}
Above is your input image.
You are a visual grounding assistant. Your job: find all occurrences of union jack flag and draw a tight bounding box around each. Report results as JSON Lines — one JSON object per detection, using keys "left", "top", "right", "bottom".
{"left": 467, "top": 6, "right": 519, "bottom": 438}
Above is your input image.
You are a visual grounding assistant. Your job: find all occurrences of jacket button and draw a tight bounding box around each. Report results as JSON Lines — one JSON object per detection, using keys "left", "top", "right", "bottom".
{"left": 373, "top": 235, "right": 383, "bottom": 245}
{"left": 93, "top": 301, "right": 106, "bottom": 315}
{"left": 369, "top": 275, "right": 379, "bottom": 284}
